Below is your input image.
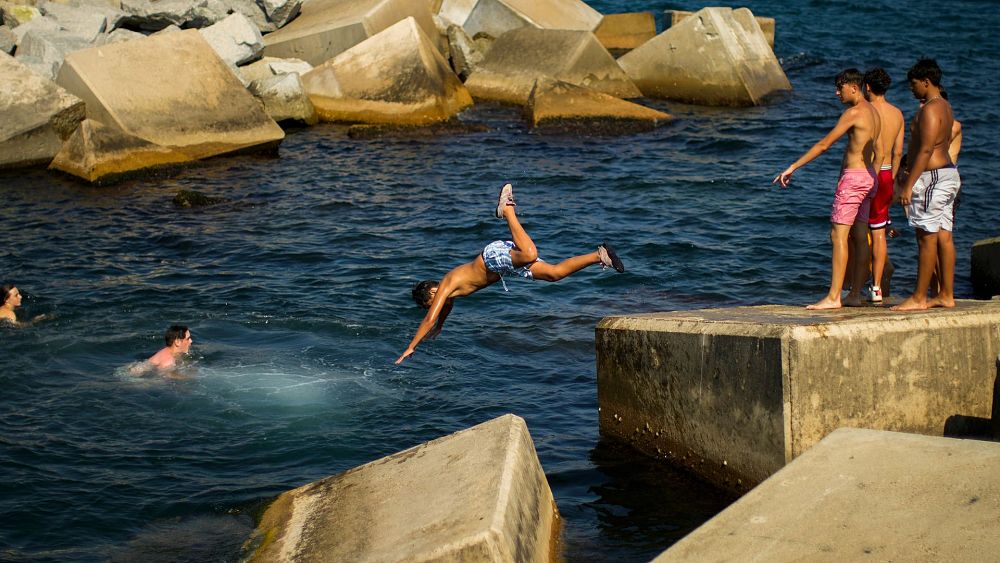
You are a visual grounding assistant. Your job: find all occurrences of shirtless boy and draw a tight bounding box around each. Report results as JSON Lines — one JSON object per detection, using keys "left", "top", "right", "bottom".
{"left": 863, "top": 67, "right": 905, "bottom": 303}
{"left": 892, "top": 59, "right": 960, "bottom": 311}
{"left": 396, "top": 184, "right": 625, "bottom": 364}
{"left": 774, "top": 68, "right": 882, "bottom": 309}
{"left": 146, "top": 325, "right": 193, "bottom": 370}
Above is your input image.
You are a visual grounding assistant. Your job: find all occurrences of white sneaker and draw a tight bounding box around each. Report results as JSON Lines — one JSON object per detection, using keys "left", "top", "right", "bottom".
{"left": 495, "top": 183, "right": 515, "bottom": 218}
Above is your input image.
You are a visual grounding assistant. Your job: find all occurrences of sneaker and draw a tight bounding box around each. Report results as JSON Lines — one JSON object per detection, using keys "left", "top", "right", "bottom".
{"left": 597, "top": 242, "right": 625, "bottom": 273}
{"left": 495, "top": 183, "right": 515, "bottom": 218}
{"left": 867, "top": 285, "right": 883, "bottom": 303}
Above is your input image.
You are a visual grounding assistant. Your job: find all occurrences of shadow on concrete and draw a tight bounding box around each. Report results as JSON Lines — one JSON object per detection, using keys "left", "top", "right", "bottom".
{"left": 944, "top": 355, "right": 1000, "bottom": 442}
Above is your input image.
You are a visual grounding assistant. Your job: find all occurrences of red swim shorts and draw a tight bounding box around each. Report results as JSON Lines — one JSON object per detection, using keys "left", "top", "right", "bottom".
{"left": 868, "top": 167, "right": 893, "bottom": 229}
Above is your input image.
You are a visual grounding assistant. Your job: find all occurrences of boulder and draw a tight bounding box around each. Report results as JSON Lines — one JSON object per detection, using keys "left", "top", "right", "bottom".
{"left": 262, "top": 0, "right": 439, "bottom": 67}
{"left": 39, "top": 1, "right": 118, "bottom": 42}
{"left": 971, "top": 236, "right": 1000, "bottom": 298}
{"left": 0, "top": 50, "right": 84, "bottom": 168}
{"left": 1, "top": 3, "right": 40, "bottom": 28}
{"left": 617, "top": 7, "right": 790, "bottom": 107}
{"left": 670, "top": 8, "right": 775, "bottom": 49}
{"left": 48, "top": 118, "right": 193, "bottom": 182}
{"left": 0, "top": 24, "right": 14, "bottom": 53}
{"left": 446, "top": 23, "right": 484, "bottom": 79}
{"left": 527, "top": 77, "right": 670, "bottom": 133}
{"left": 248, "top": 72, "right": 317, "bottom": 125}
{"left": 173, "top": 188, "right": 226, "bottom": 207}
{"left": 15, "top": 27, "right": 94, "bottom": 80}
{"left": 226, "top": 0, "right": 275, "bottom": 33}
{"left": 301, "top": 17, "right": 471, "bottom": 125}
{"left": 238, "top": 55, "right": 312, "bottom": 83}
{"left": 439, "top": 0, "right": 601, "bottom": 39}
{"left": 118, "top": 0, "right": 227, "bottom": 31}
{"left": 242, "top": 414, "right": 558, "bottom": 562}
{"left": 97, "top": 26, "right": 144, "bottom": 45}
{"left": 464, "top": 27, "right": 640, "bottom": 105}
{"left": 54, "top": 29, "right": 283, "bottom": 180}
{"left": 593, "top": 12, "right": 655, "bottom": 52}
{"left": 10, "top": 13, "right": 59, "bottom": 43}
{"left": 198, "top": 12, "right": 262, "bottom": 66}
{"left": 256, "top": 0, "right": 300, "bottom": 29}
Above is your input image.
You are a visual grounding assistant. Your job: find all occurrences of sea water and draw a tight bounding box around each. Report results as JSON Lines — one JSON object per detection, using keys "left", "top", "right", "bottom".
{"left": 2, "top": 1, "right": 998, "bottom": 561}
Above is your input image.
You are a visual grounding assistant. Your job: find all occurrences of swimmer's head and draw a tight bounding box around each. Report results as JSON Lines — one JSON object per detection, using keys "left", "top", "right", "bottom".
{"left": 1, "top": 284, "right": 19, "bottom": 307}
{"left": 411, "top": 280, "right": 439, "bottom": 309}
{"left": 164, "top": 325, "right": 190, "bottom": 347}
{"left": 907, "top": 58, "right": 942, "bottom": 87}
{"left": 864, "top": 67, "right": 891, "bottom": 96}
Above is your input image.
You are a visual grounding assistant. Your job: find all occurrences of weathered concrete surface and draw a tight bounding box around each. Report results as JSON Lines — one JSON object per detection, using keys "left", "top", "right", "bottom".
{"left": 594, "top": 12, "right": 655, "bottom": 52}
{"left": 670, "top": 8, "right": 775, "bottom": 49}
{"left": 248, "top": 72, "right": 318, "bottom": 125}
{"left": 0, "top": 24, "right": 14, "bottom": 53}
{"left": 0, "top": 51, "right": 84, "bottom": 169}
{"left": 243, "top": 414, "right": 559, "bottom": 562}
{"left": 56, "top": 30, "right": 283, "bottom": 175}
{"left": 262, "top": 0, "right": 439, "bottom": 67}
{"left": 655, "top": 428, "right": 1000, "bottom": 562}
{"left": 238, "top": 55, "right": 313, "bottom": 84}
{"left": 618, "top": 7, "right": 790, "bottom": 107}
{"left": 527, "top": 77, "right": 670, "bottom": 132}
{"left": 465, "top": 27, "right": 640, "bottom": 105}
{"left": 302, "top": 17, "right": 471, "bottom": 125}
{"left": 972, "top": 236, "right": 1000, "bottom": 298}
{"left": 198, "top": 12, "right": 263, "bottom": 67}
{"left": 440, "top": 0, "right": 602, "bottom": 39}
{"left": 48, "top": 118, "right": 193, "bottom": 183}
{"left": 597, "top": 301, "right": 1000, "bottom": 492}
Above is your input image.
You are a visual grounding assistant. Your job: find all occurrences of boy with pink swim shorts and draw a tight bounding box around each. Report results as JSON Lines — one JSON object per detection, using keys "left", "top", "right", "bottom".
{"left": 774, "top": 68, "right": 882, "bottom": 310}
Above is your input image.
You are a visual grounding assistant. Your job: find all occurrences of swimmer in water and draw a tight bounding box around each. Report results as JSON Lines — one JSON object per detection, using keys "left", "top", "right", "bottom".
{"left": 396, "top": 183, "right": 625, "bottom": 364}
{"left": 1, "top": 284, "right": 49, "bottom": 326}
{"left": 143, "top": 325, "right": 194, "bottom": 372}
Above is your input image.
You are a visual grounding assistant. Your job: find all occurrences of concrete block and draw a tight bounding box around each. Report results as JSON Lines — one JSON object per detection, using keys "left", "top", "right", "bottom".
{"left": 0, "top": 51, "right": 84, "bottom": 169}
{"left": 596, "top": 301, "right": 1000, "bottom": 491}
{"left": 465, "top": 27, "right": 640, "bottom": 105}
{"left": 655, "top": 428, "right": 1000, "bottom": 562}
{"left": 238, "top": 55, "right": 312, "bottom": 84}
{"left": 440, "top": 0, "right": 601, "bottom": 39}
{"left": 670, "top": 8, "right": 775, "bottom": 49}
{"left": 48, "top": 118, "right": 193, "bottom": 182}
{"left": 527, "top": 77, "right": 670, "bottom": 132}
{"left": 301, "top": 17, "right": 471, "bottom": 125}
{"left": 256, "top": 0, "right": 301, "bottom": 29}
{"left": 242, "top": 414, "right": 558, "bottom": 562}
{"left": 262, "top": 0, "right": 439, "bottom": 67}
{"left": 594, "top": 12, "right": 655, "bottom": 52}
{"left": 248, "top": 71, "right": 317, "bottom": 125}
{"left": 972, "top": 236, "right": 1000, "bottom": 298}
{"left": 198, "top": 12, "right": 263, "bottom": 66}
{"left": 618, "top": 7, "right": 790, "bottom": 107}
{"left": 55, "top": 30, "right": 283, "bottom": 176}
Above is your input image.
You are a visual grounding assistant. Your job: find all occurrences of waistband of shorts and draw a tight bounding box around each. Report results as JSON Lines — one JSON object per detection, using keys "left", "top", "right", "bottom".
{"left": 841, "top": 168, "right": 876, "bottom": 176}
{"left": 880, "top": 164, "right": 892, "bottom": 171}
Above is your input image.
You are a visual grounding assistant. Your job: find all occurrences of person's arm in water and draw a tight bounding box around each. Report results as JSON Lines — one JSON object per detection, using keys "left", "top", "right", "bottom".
{"left": 774, "top": 109, "right": 857, "bottom": 186}
{"left": 396, "top": 282, "right": 454, "bottom": 364}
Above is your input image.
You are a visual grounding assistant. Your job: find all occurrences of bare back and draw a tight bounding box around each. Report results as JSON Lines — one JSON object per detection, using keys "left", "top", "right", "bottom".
{"left": 871, "top": 98, "right": 904, "bottom": 172}
{"left": 841, "top": 100, "right": 881, "bottom": 170}
{"left": 908, "top": 98, "right": 955, "bottom": 170}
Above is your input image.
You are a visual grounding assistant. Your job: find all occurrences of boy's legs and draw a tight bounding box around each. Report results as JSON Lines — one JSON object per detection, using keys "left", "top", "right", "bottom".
{"left": 870, "top": 227, "right": 888, "bottom": 292}
{"left": 843, "top": 220, "right": 870, "bottom": 306}
{"left": 891, "top": 229, "right": 939, "bottom": 310}
{"left": 500, "top": 204, "right": 539, "bottom": 267}
{"left": 930, "top": 229, "right": 955, "bottom": 308}
{"left": 808, "top": 223, "right": 852, "bottom": 310}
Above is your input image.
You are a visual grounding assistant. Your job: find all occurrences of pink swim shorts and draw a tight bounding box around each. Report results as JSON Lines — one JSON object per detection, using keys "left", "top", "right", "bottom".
{"left": 831, "top": 168, "right": 876, "bottom": 225}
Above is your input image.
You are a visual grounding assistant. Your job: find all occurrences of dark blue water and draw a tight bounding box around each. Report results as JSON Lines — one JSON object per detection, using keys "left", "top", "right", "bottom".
{"left": 2, "top": 1, "right": 998, "bottom": 561}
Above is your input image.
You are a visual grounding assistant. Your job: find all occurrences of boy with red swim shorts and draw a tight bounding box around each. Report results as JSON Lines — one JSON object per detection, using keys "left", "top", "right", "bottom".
{"left": 774, "top": 68, "right": 882, "bottom": 310}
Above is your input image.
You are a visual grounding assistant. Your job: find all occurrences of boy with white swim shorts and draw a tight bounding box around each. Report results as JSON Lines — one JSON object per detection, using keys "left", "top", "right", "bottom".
{"left": 396, "top": 183, "right": 625, "bottom": 364}
{"left": 892, "top": 58, "right": 960, "bottom": 311}
{"left": 774, "top": 68, "right": 882, "bottom": 310}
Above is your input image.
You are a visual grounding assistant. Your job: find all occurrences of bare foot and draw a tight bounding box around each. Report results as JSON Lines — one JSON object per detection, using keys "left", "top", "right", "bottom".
{"left": 843, "top": 294, "right": 864, "bottom": 307}
{"left": 928, "top": 295, "right": 956, "bottom": 308}
{"left": 890, "top": 296, "right": 929, "bottom": 311}
{"left": 806, "top": 296, "right": 842, "bottom": 310}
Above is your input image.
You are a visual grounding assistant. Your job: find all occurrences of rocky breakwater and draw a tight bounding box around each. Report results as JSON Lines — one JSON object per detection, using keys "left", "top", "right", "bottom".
{"left": 0, "top": 0, "right": 791, "bottom": 183}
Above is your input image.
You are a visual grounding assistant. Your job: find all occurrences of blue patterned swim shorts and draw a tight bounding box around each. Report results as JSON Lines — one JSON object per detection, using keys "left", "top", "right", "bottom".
{"left": 482, "top": 240, "right": 535, "bottom": 281}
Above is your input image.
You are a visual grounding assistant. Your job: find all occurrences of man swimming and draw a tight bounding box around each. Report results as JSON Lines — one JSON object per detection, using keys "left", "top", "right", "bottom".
{"left": 146, "top": 325, "right": 194, "bottom": 370}
{"left": 892, "top": 59, "right": 960, "bottom": 311}
{"left": 774, "top": 68, "right": 882, "bottom": 310}
{"left": 396, "top": 183, "right": 625, "bottom": 364}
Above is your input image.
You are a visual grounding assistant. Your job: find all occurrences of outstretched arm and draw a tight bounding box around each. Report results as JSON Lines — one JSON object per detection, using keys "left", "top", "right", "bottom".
{"left": 396, "top": 288, "right": 453, "bottom": 364}
{"left": 774, "top": 110, "right": 856, "bottom": 187}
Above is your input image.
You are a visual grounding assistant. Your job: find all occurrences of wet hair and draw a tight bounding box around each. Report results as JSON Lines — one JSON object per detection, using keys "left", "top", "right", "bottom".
{"left": 1, "top": 284, "right": 14, "bottom": 306}
{"left": 907, "top": 58, "right": 942, "bottom": 86}
{"left": 835, "top": 68, "right": 864, "bottom": 89}
{"left": 863, "top": 67, "right": 891, "bottom": 95}
{"left": 164, "top": 325, "right": 189, "bottom": 346}
{"left": 411, "top": 280, "right": 438, "bottom": 309}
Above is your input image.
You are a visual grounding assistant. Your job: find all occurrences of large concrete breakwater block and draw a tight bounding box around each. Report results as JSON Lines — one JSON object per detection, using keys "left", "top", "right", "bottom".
{"left": 54, "top": 30, "right": 283, "bottom": 180}
{"left": 527, "top": 77, "right": 670, "bottom": 132}
{"left": 669, "top": 8, "right": 775, "bottom": 49}
{"left": 243, "top": 414, "right": 559, "bottom": 562}
{"left": 655, "top": 428, "right": 1000, "bottom": 561}
{"left": 597, "top": 302, "right": 1000, "bottom": 491}
{"left": 972, "top": 236, "right": 1000, "bottom": 298}
{"left": 302, "top": 17, "right": 472, "bottom": 125}
{"left": 262, "top": 0, "right": 439, "bottom": 66}
{"left": 465, "top": 27, "right": 640, "bottom": 105}
{"left": 0, "top": 51, "right": 84, "bottom": 169}
{"left": 439, "top": 0, "right": 602, "bottom": 39}
{"left": 618, "top": 7, "right": 790, "bottom": 106}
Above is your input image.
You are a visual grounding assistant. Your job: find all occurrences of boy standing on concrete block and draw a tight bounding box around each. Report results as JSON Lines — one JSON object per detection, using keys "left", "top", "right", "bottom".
{"left": 774, "top": 69, "right": 882, "bottom": 310}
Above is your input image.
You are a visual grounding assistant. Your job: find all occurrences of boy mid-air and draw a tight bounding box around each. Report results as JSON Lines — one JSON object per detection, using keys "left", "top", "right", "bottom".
{"left": 395, "top": 184, "right": 625, "bottom": 364}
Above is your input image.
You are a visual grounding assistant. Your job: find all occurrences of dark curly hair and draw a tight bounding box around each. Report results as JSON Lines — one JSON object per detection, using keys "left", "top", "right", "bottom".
{"left": 907, "top": 58, "right": 942, "bottom": 86}
{"left": 863, "top": 67, "right": 891, "bottom": 95}
{"left": 411, "top": 280, "right": 438, "bottom": 309}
